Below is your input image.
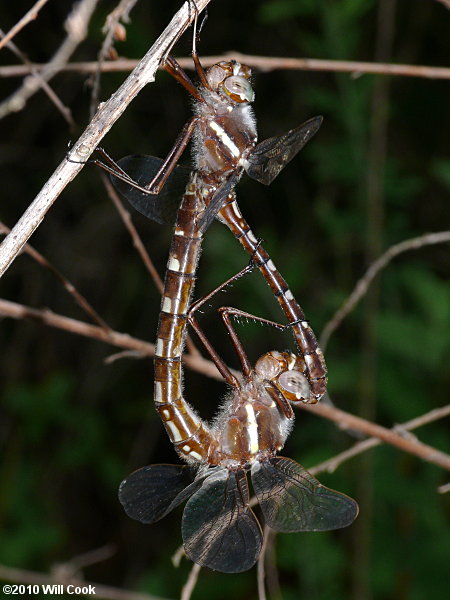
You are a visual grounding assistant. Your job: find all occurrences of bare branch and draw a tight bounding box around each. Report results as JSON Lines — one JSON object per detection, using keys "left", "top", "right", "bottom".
{"left": 0, "top": 0, "right": 99, "bottom": 120}
{"left": 180, "top": 563, "right": 202, "bottom": 600}
{"left": 90, "top": 0, "right": 140, "bottom": 117}
{"left": 308, "top": 405, "right": 450, "bottom": 476}
{"left": 320, "top": 231, "right": 450, "bottom": 350}
{"left": 2, "top": 54, "right": 450, "bottom": 80}
{"left": 257, "top": 526, "right": 269, "bottom": 600}
{"left": 0, "top": 0, "right": 212, "bottom": 279}
{"left": 0, "top": 222, "right": 110, "bottom": 332}
{"left": 0, "top": 0, "right": 50, "bottom": 51}
{"left": 0, "top": 28, "right": 74, "bottom": 126}
{"left": 300, "top": 402, "right": 450, "bottom": 472}
{"left": 0, "top": 298, "right": 223, "bottom": 382}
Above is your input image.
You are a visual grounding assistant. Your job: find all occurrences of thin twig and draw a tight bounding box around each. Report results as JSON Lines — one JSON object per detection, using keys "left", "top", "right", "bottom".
{"left": 257, "top": 525, "right": 269, "bottom": 600}
{"left": 300, "top": 402, "right": 450, "bottom": 472}
{"left": 0, "top": 0, "right": 99, "bottom": 120}
{"left": 437, "top": 482, "right": 450, "bottom": 494}
{"left": 0, "top": 0, "right": 50, "bottom": 51}
{"left": 90, "top": 0, "right": 140, "bottom": 117}
{"left": 0, "top": 222, "right": 111, "bottom": 333}
{"left": 180, "top": 563, "right": 202, "bottom": 600}
{"left": 320, "top": 231, "right": 450, "bottom": 350}
{"left": 2, "top": 54, "right": 450, "bottom": 80}
{"left": 0, "top": 28, "right": 74, "bottom": 127}
{"left": 0, "top": 0, "right": 212, "bottom": 279}
{"left": 0, "top": 298, "right": 224, "bottom": 382}
{"left": 308, "top": 405, "right": 450, "bottom": 476}
{"left": 0, "top": 563, "right": 170, "bottom": 600}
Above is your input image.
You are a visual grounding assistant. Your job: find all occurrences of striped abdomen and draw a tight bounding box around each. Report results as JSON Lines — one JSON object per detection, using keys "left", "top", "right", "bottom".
{"left": 154, "top": 179, "right": 215, "bottom": 462}
{"left": 218, "top": 198, "right": 327, "bottom": 402}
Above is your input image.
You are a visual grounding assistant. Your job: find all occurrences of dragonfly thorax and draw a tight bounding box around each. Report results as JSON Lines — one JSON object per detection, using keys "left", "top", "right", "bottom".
{"left": 193, "top": 62, "right": 258, "bottom": 176}
{"left": 208, "top": 370, "right": 294, "bottom": 468}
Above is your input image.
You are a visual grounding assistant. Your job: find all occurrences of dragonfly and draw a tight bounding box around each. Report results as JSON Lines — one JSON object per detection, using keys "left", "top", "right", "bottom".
{"left": 119, "top": 265, "right": 358, "bottom": 573}
{"left": 96, "top": 49, "right": 327, "bottom": 403}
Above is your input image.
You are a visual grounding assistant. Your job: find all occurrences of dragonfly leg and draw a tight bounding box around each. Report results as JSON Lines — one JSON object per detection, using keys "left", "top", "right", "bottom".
{"left": 187, "top": 263, "right": 256, "bottom": 385}
{"left": 89, "top": 116, "right": 199, "bottom": 197}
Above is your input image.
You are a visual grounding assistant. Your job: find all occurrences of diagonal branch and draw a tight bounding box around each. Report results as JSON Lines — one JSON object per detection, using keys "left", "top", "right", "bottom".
{"left": 308, "top": 404, "right": 450, "bottom": 476}
{"left": 300, "top": 402, "right": 450, "bottom": 472}
{"left": 320, "top": 231, "right": 450, "bottom": 350}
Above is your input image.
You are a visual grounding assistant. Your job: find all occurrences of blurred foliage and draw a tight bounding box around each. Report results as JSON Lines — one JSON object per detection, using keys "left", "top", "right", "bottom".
{"left": 0, "top": 1, "right": 448, "bottom": 599}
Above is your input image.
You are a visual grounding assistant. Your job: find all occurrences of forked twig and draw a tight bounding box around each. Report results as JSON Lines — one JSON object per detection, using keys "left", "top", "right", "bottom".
{"left": 320, "top": 231, "right": 450, "bottom": 350}
{"left": 0, "top": 222, "right": 111, "bottom": 333}
{"left": 300, "top": 402, "right": 450, "bottom": 472}
{"left": 0, "top": 0, "right": 212, "bottom": 279}
{"left": 308, "top": 405, "right": 450, "bottom": 476}
{"left": 0, "top": 0, "right": 99, "bottom": 120}
{"left": 0, "top": 0, "right": 50, "bottom": 51}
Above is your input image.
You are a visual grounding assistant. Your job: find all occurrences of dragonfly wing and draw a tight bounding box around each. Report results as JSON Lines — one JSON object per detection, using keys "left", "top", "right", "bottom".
{"left": 197, "top": 170, "right": 242, "bottom": 233}
{"left": 118, "top": 463, "right": 202, "bottom": 524}
{"left": 251, "top": 456, "right": 358, "bottom": 532}
{"left": 182, "top": 468, "right": 263, "bottom": 573}
{"left": 110, "top": 155, "right": 191, "bottom": 224}
{"left": 245, "top": 115, "right": 323, "bottom": 186}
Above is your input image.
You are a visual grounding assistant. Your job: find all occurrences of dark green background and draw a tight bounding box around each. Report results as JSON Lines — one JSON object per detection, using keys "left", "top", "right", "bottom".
{"left": 0, "top": 1, "right": 448, "bottom": 599}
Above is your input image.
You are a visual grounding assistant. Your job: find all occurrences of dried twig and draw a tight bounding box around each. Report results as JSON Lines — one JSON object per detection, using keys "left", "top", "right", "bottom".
{"left": 0, "top": 0, "right": 212, "bottom": 279}
{"left": 0, "top": 0, "right": 99, "bottom": 120}
{"left": 2, "top": 54, "right": 450, "bottom": 80}
{"left": 90, "top": 0, "right": 140, "bottom": 117}
{"left": 320, "top": 231, "right": 450, "bottom": 350}
{"left": 0, "top": 0, "right": 50, "bottom": 51}
{"left": 300, "top": 402, "right": 450, "bottom": 472}
{"left": 308, "top": 405, "right": 450, "bottom": 476}
{"left": 180, "top": 563, "right": 202, "bottom": 600}
{"left": 0, "top": 222, "right": 110, "bottom": 332}
{"left": 257, "top": 525, "right": 270, "bottom": 600}
{"left": 0, "top": 298, "right": 224, "bottom": 382}
{"left": 0, "top": 28, "right": 74, "bottom": 127}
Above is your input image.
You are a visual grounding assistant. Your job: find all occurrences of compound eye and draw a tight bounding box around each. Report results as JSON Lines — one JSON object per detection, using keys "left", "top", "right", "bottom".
{"left": 223, "top": 76, "right": 255, "bottom": 103}
{"left": 277, "top": 370, "right": 310, "bottom": 403}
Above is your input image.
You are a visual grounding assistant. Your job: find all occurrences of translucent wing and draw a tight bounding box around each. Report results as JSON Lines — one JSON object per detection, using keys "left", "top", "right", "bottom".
{"left": 245, "top": 116, "right": 323, "bottom": 185}
{"left": 110, "top": 155, "right": 191, "bottom": 224}
{"left": 118, "top": 463, "right": 202, "bottom": 524}
{"left": 251, "top": 456, "right": 358, "bottom": 532}
{"left": 182, "top": 469, "right": 262, "bottom": 573}
{"left": 197, "top": 170, "right": 242, "bottom": 233}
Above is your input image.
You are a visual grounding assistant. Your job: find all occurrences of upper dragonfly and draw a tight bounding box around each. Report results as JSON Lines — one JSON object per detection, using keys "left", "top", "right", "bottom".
{"left": 97, "top": 51, "right": 327, "bottom": 403}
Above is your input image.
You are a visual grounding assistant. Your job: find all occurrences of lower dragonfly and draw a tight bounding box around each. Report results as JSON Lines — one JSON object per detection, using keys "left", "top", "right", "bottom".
{"left": 119, "top": 264, "right": 358, "bottom": 573}
{"left": 96, "top": 50, "right": 327, "bottom": 402}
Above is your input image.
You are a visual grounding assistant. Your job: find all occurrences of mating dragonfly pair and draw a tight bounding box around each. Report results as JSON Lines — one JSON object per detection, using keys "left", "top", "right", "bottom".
{"left": 99, "top": 32, "right": 358, "bottom": 573}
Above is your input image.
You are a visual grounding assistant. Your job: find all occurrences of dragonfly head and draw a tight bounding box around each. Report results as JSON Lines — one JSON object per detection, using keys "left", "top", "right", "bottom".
{"left": 255, "top": 350, "right": 311, "bottom": 404}
{"left": 206, "top": 61, "right": 255, "bottom": 104}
